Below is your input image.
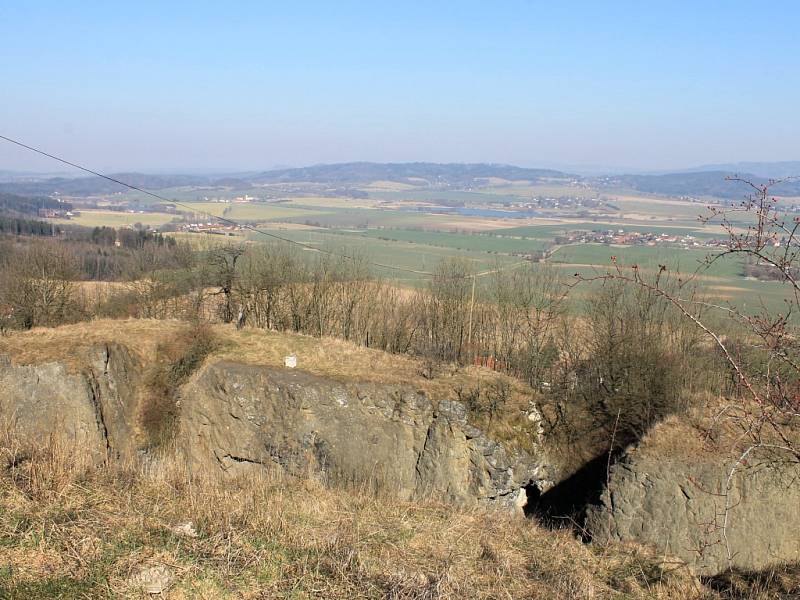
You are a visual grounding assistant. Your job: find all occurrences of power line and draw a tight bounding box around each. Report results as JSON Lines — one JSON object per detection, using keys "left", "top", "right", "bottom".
{"left": 0, "top": 134, "right": 434, "bottom": 276}
{"left": 0, "top": 134, "right": 534, "bottom": 281}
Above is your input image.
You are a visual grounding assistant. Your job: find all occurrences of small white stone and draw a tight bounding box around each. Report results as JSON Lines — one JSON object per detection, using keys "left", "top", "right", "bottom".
{"left": 172, "top": 521, "right": 198, "bottom": 538}
{"left": 284, "top": 355, "right": 297, "bottom": 368}
{"left": 128, "top": 564, "right": 173, "bottom": 595}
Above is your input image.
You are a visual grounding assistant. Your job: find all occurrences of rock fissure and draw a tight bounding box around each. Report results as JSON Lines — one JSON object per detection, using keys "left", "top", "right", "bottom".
{"left": 86, "top": 371, "right": 112, "bottom": 459}
{"left": 221, "top": 453, "right": 268, "bottom": 467}
{"left": 3, "top": 346, "right": 799, "bottom": 576}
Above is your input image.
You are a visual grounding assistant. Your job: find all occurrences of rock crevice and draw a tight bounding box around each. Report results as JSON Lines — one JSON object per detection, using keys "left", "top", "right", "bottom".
{"left": 3, "top": 345, "right": 798, "bottom": 576}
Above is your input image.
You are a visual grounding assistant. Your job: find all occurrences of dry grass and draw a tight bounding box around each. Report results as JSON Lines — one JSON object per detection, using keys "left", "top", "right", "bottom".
{"left": 1, "top": 322, "right": 796, "bottom": 598}
{"left": 0, "top": 319, "right": 541, "bottom": 454}
{"left": 0, "top": 434, "right": 713, "bottom": 600}
{"left": 630, "top": 390, "right": 800, "bottom": 465}
{"left": 703, "top": 564, "right": 800, "bottom": 599}
{"left": 0, "top": 319, "right": 185, "bottom": 371}
{"left": 0, "top": 319, "right": 492, "bottom": 391}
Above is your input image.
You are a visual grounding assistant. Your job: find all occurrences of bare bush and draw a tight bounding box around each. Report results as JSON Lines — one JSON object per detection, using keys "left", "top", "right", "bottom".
{"left": 0, "top": 241, "right": 81, "bottom": 329}
{"left": 485, "top": 262, "right": 564, "bottom": 385}
{"left": 418, "top": 258, "right": 473, "bottom": 363}
{"left": 551, "top": 275, "right": 704, "bottom": 453}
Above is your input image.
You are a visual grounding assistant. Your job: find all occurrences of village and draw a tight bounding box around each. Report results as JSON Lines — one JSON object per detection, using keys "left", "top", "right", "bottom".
{"left": 554, "top": 228, "right": 724, "bottom": 249}
{"left": 507, "top": 195, "right": 606, "bottom": 211}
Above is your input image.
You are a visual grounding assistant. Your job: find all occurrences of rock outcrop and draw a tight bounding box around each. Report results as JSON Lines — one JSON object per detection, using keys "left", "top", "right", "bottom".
{"left": 178, "top": 361, "right": 548, "bottom": 510}
{"left": 585, "top": 453, "right": 800, "bottom": 575}
{"left": 0, "top": 350, "right": 549, "bottom": 511}
{"left": 0, "top": 354, "right": 107, "bottom": 462}
{"left": 0, "top": 344, "right": 140, "bottom": 462}
{"left": 5, "top": 340, "right": 796, "bottom": 575}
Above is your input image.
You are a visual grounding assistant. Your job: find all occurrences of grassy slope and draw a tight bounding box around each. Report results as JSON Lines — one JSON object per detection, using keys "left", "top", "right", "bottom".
{"left": 1, "top": 320, "right": 797, "bottom": 598}
{"left": 0, "top": 450, "right": 702, "bottom": 599}
{"left": 0, "top": 319, "right": 539, "bottom": 453}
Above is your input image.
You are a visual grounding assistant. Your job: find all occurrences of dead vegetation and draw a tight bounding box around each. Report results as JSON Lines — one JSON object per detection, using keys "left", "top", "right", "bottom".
{"left": 0, "top": 431, "right": 759, "bottom": 600}
{"left": 0, "top": 323, "right": 794, "bottom": 598}
{"left": 0, "top": 318, "right": 542, "bottom": 455}
{"left": 141, "top": 323, "right": 219, "bottom": 448}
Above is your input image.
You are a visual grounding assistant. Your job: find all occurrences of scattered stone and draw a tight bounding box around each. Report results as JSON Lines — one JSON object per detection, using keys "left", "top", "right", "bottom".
{"left": 127, "top": 564, "right": 173, "bottom": 595}
{"left": 171, "top": 521, "right": 198, "bottom": 538}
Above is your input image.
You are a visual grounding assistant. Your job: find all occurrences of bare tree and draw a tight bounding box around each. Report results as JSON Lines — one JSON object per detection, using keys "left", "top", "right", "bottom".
{"left": 488, "top": 262, "right": 564, "bottom": 385}
{"left": 0, "top": 242, "right": 80, "bottom": 329}
{"left": 420, "top": 258, "right": 473, "bottom": 363}
{"left": 207, "top": 243, "right": 246, "bottom": 323}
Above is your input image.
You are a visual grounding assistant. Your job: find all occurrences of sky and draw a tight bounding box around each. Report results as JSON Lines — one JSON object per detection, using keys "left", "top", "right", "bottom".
{"left": 1, "top": 1, "right": 798, "bottom": 173}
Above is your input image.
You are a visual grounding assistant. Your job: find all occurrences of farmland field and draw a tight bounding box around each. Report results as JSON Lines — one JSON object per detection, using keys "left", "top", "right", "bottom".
{"left": 282, "top": 196, "right": 380, "bottom": 209}
{"left": 356, "top": 228, "right": 551, "bottom": 254}
{"left": 368, "top": 189, "right": 530, "bottom": 204}
{"left": 244, "top": 227, "right": 522, "bottom": 283}
{"left": 550, "top": 243, "right": 722, "bottom": 274}
{"left": 275, "top": 206, "right": 466, "bottom": 229}
{"left": 481, "top": 182, "right": 597, "bottom": 198}
{"left": 178, "top": 202, "right": 323, "bottom": 221}
{"left": 494, "top": 222, "right": 711, "bottom": 238}
{"left": 49, "top": 183, "right": 789, "bottom": 310}
{"left": 54, "top": 210, "right": 178, "bottom": 228}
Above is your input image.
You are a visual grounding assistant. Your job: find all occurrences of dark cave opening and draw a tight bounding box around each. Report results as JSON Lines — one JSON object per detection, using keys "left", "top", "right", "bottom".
{"left": 524, "top": 451, "right": 615, "bottom": 536}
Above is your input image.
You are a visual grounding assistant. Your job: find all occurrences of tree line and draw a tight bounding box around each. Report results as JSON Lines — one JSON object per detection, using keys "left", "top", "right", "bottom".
{"left": 0, "top": 234, "right": 726, "bottom": 458}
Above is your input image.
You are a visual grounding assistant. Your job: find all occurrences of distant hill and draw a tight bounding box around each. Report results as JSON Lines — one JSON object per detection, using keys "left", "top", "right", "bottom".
{"left": 251, "top": 162, "right": 574, "bottom": 185}
{"left": 0, "top": 173, "right": 210, "bottom": 196}
{"left": 601, "top": 171, "right": 800, "bottom": 199}
{"left": 683, "top": 161, "right": 800, "bottom": 180}
{"left": 0, "top": 163, "right": 574, "bottom": 196}
{"left": 2, "top": 162, "right": 797, "bottom": 200}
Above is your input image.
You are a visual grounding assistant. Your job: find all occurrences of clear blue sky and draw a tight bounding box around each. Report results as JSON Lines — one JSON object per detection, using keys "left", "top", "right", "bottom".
{"left": 1, "top": 1, "right": 798, "bottom": 172}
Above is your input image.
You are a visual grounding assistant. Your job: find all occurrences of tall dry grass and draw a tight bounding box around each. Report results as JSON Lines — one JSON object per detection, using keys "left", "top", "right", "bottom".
{"left": 0, "top": 319, "right": 543, "bottom": 455}
{"left": 0, "top": 427, "right": 722, "bottom": 599}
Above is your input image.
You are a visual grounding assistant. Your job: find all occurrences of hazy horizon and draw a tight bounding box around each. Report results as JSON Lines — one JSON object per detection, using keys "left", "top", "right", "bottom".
{"left": 2, "top": 2, "right": 799, "bottom": 173}
{"left": 4, "top": 159, "right": 800, "bottom": 181}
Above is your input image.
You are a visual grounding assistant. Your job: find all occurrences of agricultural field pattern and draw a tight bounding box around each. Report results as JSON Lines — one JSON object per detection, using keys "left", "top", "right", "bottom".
{"left": 27, "top": 166, "right": 791, "bottom": 313}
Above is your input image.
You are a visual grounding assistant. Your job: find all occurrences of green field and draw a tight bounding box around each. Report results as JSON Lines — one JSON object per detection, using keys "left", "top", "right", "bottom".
{"left": 275, "top": 205, "right": 463, "bottom": 229}
{"left": 546, "top": 243, "right": 787, "bottom": 313}
{"left": 355, "top": 228, "right": 551, "bottom": 254}
{"left": 118, "top": 186, "right": 265, "bottom": 204}
{"left": 226, "top": 203, "right": 326, "bottom": 221}
{"left": 495, "top": 222, "right": 718, "bottom": 239}
{"left": 368, "top": 189, "right": 527, "bottom": 205}
{"left": 245, "top": 227, "right": 522, "bottom": 283}
{"left": 482, "top": 182, "right": 596, "bottom": 198}
{"left": 550, "top": 243, "right": 721, "bottom": 273}
{"left": 59, "top": 185, "right": 791, "bottom": 310}
{"left": 175, "top": 202, "right": 324, "bottom": 222}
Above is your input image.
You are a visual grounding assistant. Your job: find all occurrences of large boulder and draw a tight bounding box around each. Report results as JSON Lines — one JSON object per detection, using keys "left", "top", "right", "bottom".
{"left": 0, "top": 355, "right": 107, "bottom": 461}
{"left": 0, "top": 344, "right": 141, "bottom": 462}
{"left": 83, "top": 343, "right": 141, "bottom": 460}
{"left": 585, "top": 453, "right": 800, "bottom": 575}
{"left": 178, "top": 361, "right": 549, "bottom": 510}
